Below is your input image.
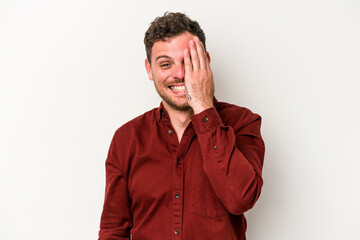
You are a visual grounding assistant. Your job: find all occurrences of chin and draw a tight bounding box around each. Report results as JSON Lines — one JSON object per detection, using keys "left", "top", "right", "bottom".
{"left": 172, "top": 104, "right": 192, "bottom": 112}
{"left": 156, "top": 88, "right": 191, "bottom": 112}
{"left": 164, "top": 99, "right": 191, "bottom": 112}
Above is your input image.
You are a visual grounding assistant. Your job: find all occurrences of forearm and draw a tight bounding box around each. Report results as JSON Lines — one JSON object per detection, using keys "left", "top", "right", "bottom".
{"left": 99, "top": 164, "right": 132, "bottom": 239}
{"left": 191, "top": 107, "right": 265, "bottom": 214}
{"left": 99, "top": 133, "right": 133, "bottom": 240}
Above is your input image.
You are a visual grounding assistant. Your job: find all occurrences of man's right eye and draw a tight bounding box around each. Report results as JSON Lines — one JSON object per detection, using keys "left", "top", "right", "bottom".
{"left": 160, "top": 63, "right": 170, "bottom": 68}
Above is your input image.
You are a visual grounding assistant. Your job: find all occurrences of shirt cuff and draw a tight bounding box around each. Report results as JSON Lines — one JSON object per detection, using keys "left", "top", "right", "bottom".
{"left": 191, "top": 107, "right": 224, "bottom": 134}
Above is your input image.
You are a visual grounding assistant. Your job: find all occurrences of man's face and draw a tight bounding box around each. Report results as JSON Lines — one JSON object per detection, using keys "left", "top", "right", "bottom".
{"left": 145, "top": 31, "right": 195, "bottom": 112}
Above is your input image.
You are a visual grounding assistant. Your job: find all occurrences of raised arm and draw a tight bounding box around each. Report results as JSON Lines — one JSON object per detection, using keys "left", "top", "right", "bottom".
{"left": 184, "top": 35, "right": 265, "bottom": 214}
{"left": 191, "top": 107, "right": 265, "bottom": 214}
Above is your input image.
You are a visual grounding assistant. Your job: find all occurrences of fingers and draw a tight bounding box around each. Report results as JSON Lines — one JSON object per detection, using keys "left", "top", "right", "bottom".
{"left": 184, "top": 36, "right": 209, "bottom": 74}
{"left": 184, "top": 48, "right": 192, "bottom": 74}
{"left": 193, "top": 37, "right": 207, "bottom": 70}
{"left": 189, "top": 39, "right": 200, "bottom": 70}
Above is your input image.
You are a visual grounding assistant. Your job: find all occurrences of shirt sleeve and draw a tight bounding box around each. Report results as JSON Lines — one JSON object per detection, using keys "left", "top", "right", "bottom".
{"left": 191, "top": 107, "right": 265, "bottom": 215}
{"left": 99, "top": 131, "right": 133, "bottom": 240}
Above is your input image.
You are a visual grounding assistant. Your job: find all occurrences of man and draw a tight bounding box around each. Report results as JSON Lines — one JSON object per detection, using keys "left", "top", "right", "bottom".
{"left": 99, "top": 12, "right": 265, "bottom": 240}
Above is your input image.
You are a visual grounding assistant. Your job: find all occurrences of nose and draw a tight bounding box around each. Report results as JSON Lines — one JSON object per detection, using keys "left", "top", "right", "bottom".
{"left": 173, "top": 64, "right": 185, "bottom": 80}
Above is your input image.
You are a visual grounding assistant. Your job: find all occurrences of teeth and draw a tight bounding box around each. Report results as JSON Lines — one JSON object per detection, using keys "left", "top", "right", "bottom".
{"left": 170, "top": 85, "right": 186, "bottom": 91}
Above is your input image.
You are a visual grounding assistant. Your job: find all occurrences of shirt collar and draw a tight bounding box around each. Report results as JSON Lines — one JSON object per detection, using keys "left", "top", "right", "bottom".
{"left": 157, "top": 102, "right": 168, "bottom": 122}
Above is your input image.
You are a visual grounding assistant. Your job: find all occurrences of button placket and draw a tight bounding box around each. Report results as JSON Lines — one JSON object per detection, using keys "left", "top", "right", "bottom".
{"left": 171, "top": 122, "right": 194, "bottom": 239}
{"left": 173, "top": 146, "right": 184, "bottom": 239}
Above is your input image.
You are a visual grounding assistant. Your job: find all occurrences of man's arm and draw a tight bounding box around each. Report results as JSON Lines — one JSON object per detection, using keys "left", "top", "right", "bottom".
{"left": 184, "top": 36, "right": 265, "bottom": 214}
{"left": 99, "top": 130, "right": 133, "bottom": 240}
{"left": 191, "top": 107, "right": 265, "bottom": 214}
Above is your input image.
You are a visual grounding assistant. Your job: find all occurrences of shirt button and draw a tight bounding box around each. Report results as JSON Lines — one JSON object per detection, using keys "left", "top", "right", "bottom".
{"left": 203, "top": 117, "right": 209, "bottom": 122}
{"left": 177, "top": 159, "right": 181, "bottom": 164}
{"left": 174, "top": 230, "right": 179, "bottom": 235}
{"left": 175, "top": 193, "right": 180, "bottom": 199}
{"left": 168, "top": 130, "right": 173, "bottom": 135}
{"left": 213, "top": 145, "right": 217, "bottom": 150}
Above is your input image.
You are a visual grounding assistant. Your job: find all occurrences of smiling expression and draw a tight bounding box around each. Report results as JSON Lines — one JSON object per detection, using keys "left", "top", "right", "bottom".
{"left": 145, "top": 32, "right": 196, "bottom": 112}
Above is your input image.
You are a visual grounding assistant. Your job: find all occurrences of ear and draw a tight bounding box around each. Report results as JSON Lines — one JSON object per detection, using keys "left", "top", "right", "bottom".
{"left": 206, "top": 51, "right": 211, "bottom": 64}
{"left": 145, "top": 59, "right": 154, "bottom": 81}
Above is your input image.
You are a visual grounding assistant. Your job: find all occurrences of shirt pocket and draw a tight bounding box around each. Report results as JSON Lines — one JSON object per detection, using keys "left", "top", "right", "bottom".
{"left": 189, "top": 157, "right": 228, "bottom": 218}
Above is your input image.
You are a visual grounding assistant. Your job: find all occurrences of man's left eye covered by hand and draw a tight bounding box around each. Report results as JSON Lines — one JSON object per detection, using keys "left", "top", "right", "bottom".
{"left": 184, "top": 36, "right": 215, "bottom": 114}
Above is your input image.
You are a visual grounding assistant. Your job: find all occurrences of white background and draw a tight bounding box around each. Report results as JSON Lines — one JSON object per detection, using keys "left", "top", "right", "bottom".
{"left": 1, "top": 0, "right": 359, "bottom": 239}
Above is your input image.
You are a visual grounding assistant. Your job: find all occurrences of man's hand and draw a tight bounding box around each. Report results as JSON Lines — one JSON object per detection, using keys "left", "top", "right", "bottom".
{"left": 184, "top": 36, "right": 215, "bottom": 114}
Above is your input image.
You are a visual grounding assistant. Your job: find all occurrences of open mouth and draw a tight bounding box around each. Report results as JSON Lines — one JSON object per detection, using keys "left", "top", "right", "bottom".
{"left": 169, "top": 85, "right": 186, "bottom": 92}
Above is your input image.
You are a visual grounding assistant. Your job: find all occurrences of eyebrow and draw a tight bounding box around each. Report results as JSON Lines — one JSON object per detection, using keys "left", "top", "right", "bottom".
{"left": 155, "top": 55, "right": 172, "bottom": 62}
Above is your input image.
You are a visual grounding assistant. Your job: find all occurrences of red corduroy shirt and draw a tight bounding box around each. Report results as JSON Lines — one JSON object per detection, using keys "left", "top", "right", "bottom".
{"left": 99, "top": 99, "right": 265, "bottom": 240}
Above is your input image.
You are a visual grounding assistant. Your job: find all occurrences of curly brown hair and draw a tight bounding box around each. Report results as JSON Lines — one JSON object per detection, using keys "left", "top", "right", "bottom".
{"left": 144, "top": 12, "right": 206, "bottom": 64}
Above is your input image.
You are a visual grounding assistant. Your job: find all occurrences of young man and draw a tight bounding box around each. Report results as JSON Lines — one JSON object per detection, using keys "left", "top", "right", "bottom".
{"left": 99, "top": 12, "right": 265, "bottom": 240}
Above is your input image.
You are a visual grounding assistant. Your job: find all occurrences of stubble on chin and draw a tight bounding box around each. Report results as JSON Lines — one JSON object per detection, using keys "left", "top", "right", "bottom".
{"left": 164, "top": 99, "right": 191, "bottom": 112}
{"left": 159, "top": 93, "right": 191, "bottom": 112}
{"left": 154, "top": 86, "right": 191, "bottom": 112}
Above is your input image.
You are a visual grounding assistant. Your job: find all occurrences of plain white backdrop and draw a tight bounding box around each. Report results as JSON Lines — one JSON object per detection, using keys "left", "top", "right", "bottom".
{"left": 1, "top": 0, "right": 359, "bottom": 239}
